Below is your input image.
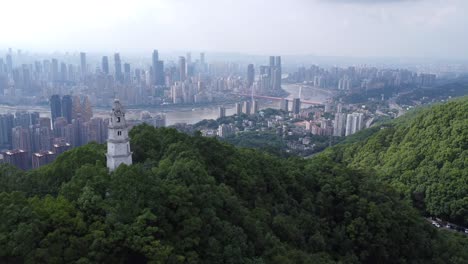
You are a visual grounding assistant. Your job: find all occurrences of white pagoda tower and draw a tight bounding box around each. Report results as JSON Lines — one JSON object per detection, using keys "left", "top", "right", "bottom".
{"left": 106, "top": 99, "right": 132, "bottom": 171}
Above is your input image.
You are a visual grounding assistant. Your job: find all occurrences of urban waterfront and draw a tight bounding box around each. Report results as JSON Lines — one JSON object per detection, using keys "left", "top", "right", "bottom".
{"left": 0, "top": 84, "right": 333, "bottom": 126}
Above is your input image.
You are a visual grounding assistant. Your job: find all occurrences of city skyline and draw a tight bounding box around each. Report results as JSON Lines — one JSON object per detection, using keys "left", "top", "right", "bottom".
{"left": 0, "top": 0, "right": 467, "bottom": 59}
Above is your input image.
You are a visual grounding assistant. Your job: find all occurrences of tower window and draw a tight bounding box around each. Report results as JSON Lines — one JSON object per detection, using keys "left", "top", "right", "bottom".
{"left": 117, "top": 131, "right": 122, "bottom": 136}
{"left": 117, "top": 117, "right": 121, "bottom": 123}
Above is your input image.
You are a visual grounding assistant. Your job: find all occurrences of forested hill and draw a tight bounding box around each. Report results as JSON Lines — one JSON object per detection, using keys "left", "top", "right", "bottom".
{"left": 0, "top": 124, "right": 467, "bottom": 263}
{"left": 324, "top": 97, "right": 468, "bottom": 226}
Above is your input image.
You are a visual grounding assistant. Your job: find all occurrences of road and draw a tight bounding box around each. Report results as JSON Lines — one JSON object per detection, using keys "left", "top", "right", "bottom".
{"left": 426, "top": 218, "right": 468, "bottom": 236}
{"left": 388, "top": 97, "right": 405, "bottom": 117}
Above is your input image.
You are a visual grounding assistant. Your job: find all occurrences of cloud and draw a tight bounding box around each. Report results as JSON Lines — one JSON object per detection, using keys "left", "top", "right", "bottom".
{"left": 320, "top": 0, "right": 421, "bottom": 4}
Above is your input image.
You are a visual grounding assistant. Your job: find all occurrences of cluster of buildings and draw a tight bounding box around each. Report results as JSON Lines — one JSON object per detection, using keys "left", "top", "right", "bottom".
{"left": 287, "top": 65, "right": 436, "bottom": 91}
{"left": 0, "top": 94, "right": 99, "bottom": 169}
{"left": 0, "top": 48, "right": 283, "bottom": 108}
{"left": 193, "top": 97, "right": 371, "bottom": 156}
{"left": 0, "top": 110, "right": 72, "bottom": 170}
{"left": 0, "top": 94, "right": 166, "bottom": 170}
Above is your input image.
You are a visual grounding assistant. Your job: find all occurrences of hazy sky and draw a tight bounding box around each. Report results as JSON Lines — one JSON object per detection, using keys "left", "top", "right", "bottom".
{"left": 1, "top": 0, "right": 467, "bottom": 58}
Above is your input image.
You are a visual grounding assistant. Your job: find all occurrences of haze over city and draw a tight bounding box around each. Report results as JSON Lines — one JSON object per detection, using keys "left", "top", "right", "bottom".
{"left": 0, "top": 0, "right": 468, "bottom": 263}
{"left": 1, "top": 0, "right": 467, "bottom": 58}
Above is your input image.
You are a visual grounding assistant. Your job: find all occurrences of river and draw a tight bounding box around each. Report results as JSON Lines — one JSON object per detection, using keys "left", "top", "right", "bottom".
{"left": 0, "top": 84, "right": 333, "bottom": 126}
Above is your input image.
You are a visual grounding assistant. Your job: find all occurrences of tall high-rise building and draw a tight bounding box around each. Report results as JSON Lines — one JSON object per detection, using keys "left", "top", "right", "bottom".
{"left": 0, "top": 114, "right": 14, "bottom": 148}
{"left": 345, "top": 113, "right": 364, "bottom": 136}
{"left": 247, "top": 64, "right": 255, "bottom": 88}
{"left": 155, "top": 60, "right": 164, "bottom": 85}
{"left": 252, "top": 100, "right": 259, "bottom": 114}
{"left": 14, "top": 111, "right": 35, "bottom": 129}
{"left": 269, "top": 56, "right": 275, "bottom": 67}
{"left": 31, "top": 125, "right": 52, "bottom": 152}
{"left": 333, "top": 113, "right": 347, "bottom": 137}
{"left": 152, "top": 50, "right": 165, "bottom": 86}
{"left": 114, "top": 53, "right": 123, "bottom": 83}
{"left": 179, "top": 56, "right": 186, "bottom": 81}
{"left": 53, "top": 141, "right": 71, "bottom": 155}
{"left": 275, "top": 56, "right": 281, "bottom": 68}
{"left": 51, "top": 59, "right": 59, "bottom": 82}
{"left": 235, "top": 102, "right": 242, "bottom": 115}
{"left": 32, "top": 151, "right": 56, "bottom": 169}
{"left": 12, "top": 126, "right": 32, "bottom": 153}
{"left": 152, "top": 50, "right": 159, "bottom": 85}
{"left": 123, "top": 63, "right": 131, "bottom": 84}
{"left": 242, "top": 101, "right": 251, "bottom": 115}
{"left": 274, "top": 56, "right": 282, "bottom": 90}
{"left": 61, "top": 95, "right": 73, "bottom": 124}
{"left": 50, "top": 95, "right": 62, "bottom": 125}
{"left": 218, "top": 107, "right": 226, "bottom": 119}
{"left": 102, "top": 56, "right": 109, "bottom": 74}
{"left": 200, "top": 52, "right": 205, "bottom": 65}
{"left": 60, "top": 62, "right": 67, "bottom": 82}
{"left": 3, "top": 149, "right": 29, "bottom": 170}
{"left": 292, "top": 98, "right": 301, "bottom": 114}
{"left": 80, "top": 52, "right": 86, "bottom": 76}
{"left": 82, "top": 96, "right": 93, "bottom": 122}
{"left": 280, "top": 98, "right": 289, "bottom": 112}
{"left": 186, "top": 52, "right": 192, "bottom": 65}
{"left": 54, "top": 117, "right": 68, "bottom": 138}
{"left": 5, "top": 54, "right": 13, "bottom": 73}
{"left": 72, "top": 95, "right": 82, "bottom": 120}
{"left": 72, "top": 115, "right": 83, "bottom": 147}
{"left": 106, "top": 99, "right": 132, "bottom": 171}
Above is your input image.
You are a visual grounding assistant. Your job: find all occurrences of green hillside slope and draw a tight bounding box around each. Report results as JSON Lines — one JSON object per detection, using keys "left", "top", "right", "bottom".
{"left": 325, "top": 98, "right": 468, "bottom": 225}
{"left": 0, "top": 124, "right": 467, "bottom": 263}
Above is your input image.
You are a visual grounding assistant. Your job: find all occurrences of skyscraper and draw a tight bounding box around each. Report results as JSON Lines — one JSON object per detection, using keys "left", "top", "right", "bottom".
{"left": 152, "top": 50, "right": 159, "bottom": 85}
{"left": 114, "top": 53, "right": 123, "bottom": 83}
{"left": 0, "top": 114, "right": 14, "bottom": 149}
{"left": 345, "top": 113, "right": 364, "bottom": 136}
{"left": 5, "top": 54, "right": 13, "bottom": 73}
{"left": 51, "top": 59, "right": 59, "bottom": 82}
{"left": 247, "top": 64, "right": 255, "bottom": 88}
{"left": 32, "top": 151, "right": 56, "bottom": 169}
{"left": 80, "top": 52, "right": 86, "bottom": 76}
{"left": 333, "top": 113, "right": 347, "bottom": 137}
{"left": 50, "top": 95, "right": 62, "bottom": 126}
{"left": 82, "top": 96, "right": 93, "bottom": 122}
{"left": 3, "top": 149, "right": 29, "bottom": 170}
{"left": 292, "top": 98, "right": 301, "bottom": 114}
{"left": 179, "top": 56, "right": 186, "bottom": 81}
{"left": 235, "top": 102, "right": 242, "bottom": 115}
{"left": 156, "top": 60, "right": 164, "bottom": 85}
{"left": 274, "top": 56, "right": 282, "bottom": 90}
{"left": 280, "top": 98, "right": 289, "bottom": 112}
{"left": 252, "top": 100, "right": 259, "bottom": 114}
{"left": 186, "top": 52, "right": 192, "bottom": 65}
{"left": 199, "top": 52, "right": 206, "bottom": 73}
{"left": 218, "top": 107, "right": 226, "bottom": 119}
{"left": 102, "top": 56, "right": 109, "bottom": 74}
{"left": 269, "top": 56, "right": 275, "bottom": 68}
{"left": 60, "top": 62, "right": 67, "bottom": 82}
{"left": 242, "top": 101, "right": 251, "bottom": 115}
{"left": 12, "top": 126, "right": 32, "bottom": 153}
{"left": 61, "top": 95, "right": 73, "bottom": 124}
{"left": 124, "top": 63, "right": 131, "bottom": 84}
{"left": 200, "top": 52, "right": 205, "bottom": 65}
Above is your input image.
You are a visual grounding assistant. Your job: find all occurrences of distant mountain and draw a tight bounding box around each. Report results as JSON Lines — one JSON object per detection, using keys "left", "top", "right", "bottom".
{"left": 324, "top": 97, "right": 468, "bottom": 226}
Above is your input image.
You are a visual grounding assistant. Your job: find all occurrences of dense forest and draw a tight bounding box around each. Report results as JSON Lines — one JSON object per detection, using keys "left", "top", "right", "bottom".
{"left": 324, "top": 98, "right": 467, "bottom": 226}
{"left": 1, "top": 114, "right": 467, "bottom": 262}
